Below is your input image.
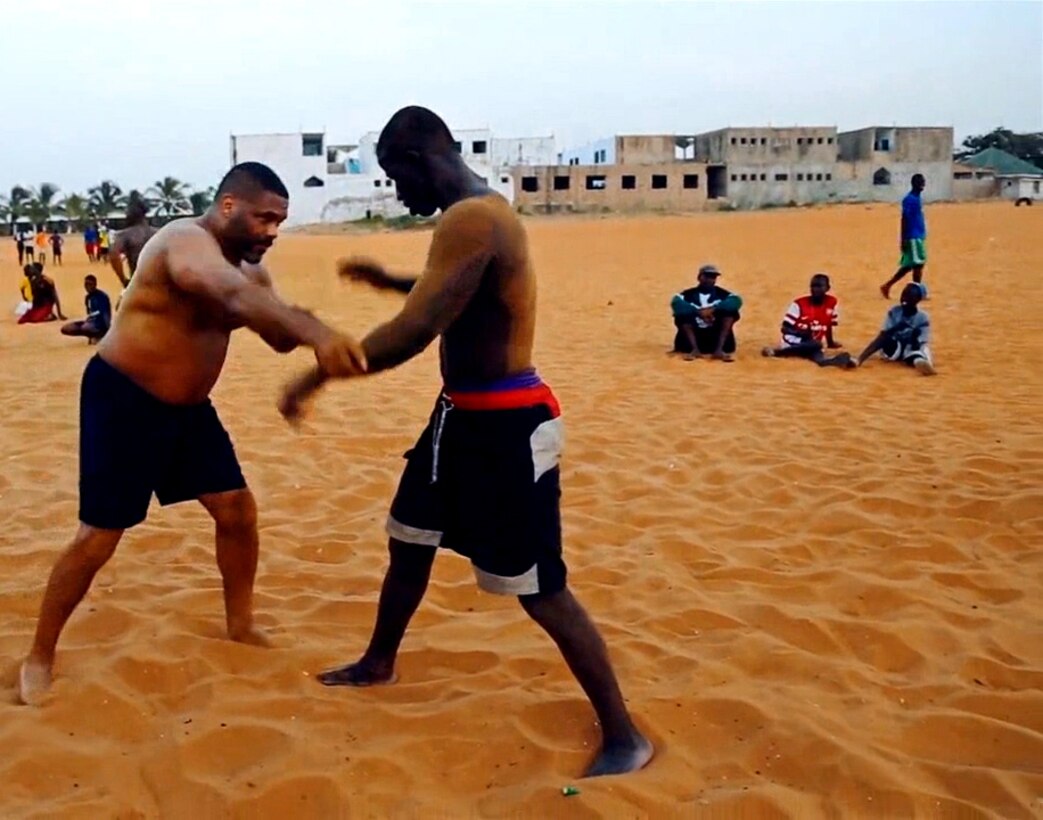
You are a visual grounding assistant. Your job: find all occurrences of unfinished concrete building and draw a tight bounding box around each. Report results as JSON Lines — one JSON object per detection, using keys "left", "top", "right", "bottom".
{"left": 835, "top": 127, "right": 954, "bottom": 202}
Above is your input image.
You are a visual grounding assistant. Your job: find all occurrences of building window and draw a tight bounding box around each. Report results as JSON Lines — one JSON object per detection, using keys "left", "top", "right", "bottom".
{"left": 452, "top": 141, "right": 462, "bottom": 153}
{"left": 828, "top": 137, "right": 834, "bottom": 145}
{"left": 500, "top": 176, "right": 509, "bottom": 184}
{"left": 740, "top": 137, "right": 747, "bottom": 145}
{"left": 760, "top": 138, "right": 767, "bottom": 145}
{"left": 775, "top": 173, "right": 788, "bottom": 181}
{"left": 797, "top": 138, "right": 804, "bottom": 145}
{"left": 816, "top": 173, "right": 823, "bottom": 181}
{"left": 586, "top": 175, "right": 607, "bottom": 190}
{"left": 652, "top": 175, "right": 668, "bottom": 189}
{"left": 683, "top": 174, "right": 699, "bottom": 189}
{"left": 797, "top": 173, "right": 804, "bottom": 181}
{"left": 740, "top": 174, "right": 747, "bottom": 181}
{"left": 554, "top": 176, "right": 570, "bottom": 191}
{"left": 826, "top": 173, "right": 832, "bottom": 181}
{"left": 1035, "top": 181, "right": 1041, "bottom": 193}
{"left": 303, "top": 176, "right": 324, "bottom": 187}
{"left": 621, "top": 175, "right": 636, "bottom": 190}
{"left": 472, "top": 140, "right": 487, "bottom": 154}
{"left": 760, "top": 174, "right": 766, "bottom": 181}
{"left": 954, "top": 172, "right": 973, "bottom": 180}
{"left": 874, "top": 138, "right": 891, "bottom": 151}
{"left": 731, "top": 138, "right": 737, "bottom": 145}
{"left": 873, "top": 167, "right": 891, "bottom": 186}
{"left": 817, "top": 138, "right": 824, "bottom": 145}
{"left": 731, "top": 174, "right": 738, "bottom": 182}
{"left": 521, "top": 176, "right": 539, "bottom": 192}
{"left": 302, "top": 134, "right": 323, "bottom": 156}
{"left": 373, "top": 180, "right": 381, "bottom": 188}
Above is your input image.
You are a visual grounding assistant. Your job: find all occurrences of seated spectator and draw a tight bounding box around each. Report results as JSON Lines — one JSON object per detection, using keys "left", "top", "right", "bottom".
{"left": 61, "top": 275, "right": 112, "bottom": 344}
{"left": 855, "top": 283, "right": 935, "bottom": 375}
{"left": 14, "top": 265, "right": 34, "bottom": 319}
{"left": 671, "top": 264, "right": 742, "bottom": 362}
{"left": 18, "top": 263, "right": 66, "bottom": 324}
{"left": 762, "top": 273, "right": 853, "bottom": 367}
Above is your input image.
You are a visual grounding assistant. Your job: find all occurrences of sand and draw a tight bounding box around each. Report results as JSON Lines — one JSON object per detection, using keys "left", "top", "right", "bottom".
{"left": 0, "top": 201, "right": 1041, "bottom": 818}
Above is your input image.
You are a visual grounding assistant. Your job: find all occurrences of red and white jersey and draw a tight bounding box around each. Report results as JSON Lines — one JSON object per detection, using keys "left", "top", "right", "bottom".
{"left": 782, "top": 294, "right": 839, "bottom": 345}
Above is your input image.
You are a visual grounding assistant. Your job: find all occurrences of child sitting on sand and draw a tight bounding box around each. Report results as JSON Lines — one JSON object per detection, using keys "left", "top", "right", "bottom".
{"left": 855, "top": 283, "right": 935, "bottom": 375}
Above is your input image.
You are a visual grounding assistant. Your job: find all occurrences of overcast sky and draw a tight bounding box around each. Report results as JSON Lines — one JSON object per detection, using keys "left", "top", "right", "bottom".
{"left": 2, "top": 0, "right": 1040, "bottom": 195}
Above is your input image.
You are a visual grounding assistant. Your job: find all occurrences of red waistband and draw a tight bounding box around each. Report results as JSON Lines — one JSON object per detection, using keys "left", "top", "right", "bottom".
{"left": 444, "top": 383, "right": 560, "bottom": 416}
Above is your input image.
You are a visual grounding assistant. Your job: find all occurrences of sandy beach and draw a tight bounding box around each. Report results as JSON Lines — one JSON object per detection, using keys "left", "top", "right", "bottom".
{"left": 0, "top": 201, "right": 1040, "bottom": 818}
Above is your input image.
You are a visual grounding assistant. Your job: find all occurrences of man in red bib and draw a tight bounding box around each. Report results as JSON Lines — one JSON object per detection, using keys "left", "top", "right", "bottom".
{"left": 762, "top": 274, "right": 853, "bottom": 367}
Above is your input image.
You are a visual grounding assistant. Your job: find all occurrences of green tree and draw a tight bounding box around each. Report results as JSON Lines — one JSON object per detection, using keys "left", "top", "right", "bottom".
{"left": 148, "top": 176, "right": 191, "bottom": 216}
{"left": 25, "top": 183, "right": 61, "bottom": 226}
{"left": 188, "top": 185, "right": 216, "bottom": 215}
{"left": 1, "top": 185, "right": 32, "bottom": 227}
{"left": 88, "top": 180, "right": 126, "bottom": 217}
{"left": 59, "top": 193, "right": 90, "bottom": 230}
{"left": 956, "top": 127, "right": 1043, "bottom": 167}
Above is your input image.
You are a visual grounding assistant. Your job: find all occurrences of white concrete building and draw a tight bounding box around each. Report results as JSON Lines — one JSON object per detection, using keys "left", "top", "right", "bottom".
{"left": 559, "top": 137, "right": 616, "bottom": 167}
{"left": 231, "top": 127, "right": 555, "bottom": 226}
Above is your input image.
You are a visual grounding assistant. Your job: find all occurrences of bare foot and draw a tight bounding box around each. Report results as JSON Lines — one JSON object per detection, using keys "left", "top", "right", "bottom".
{"left": 583, "top": 732, "right": 655, "bottom": 778}
{"left": 879, "top": 285, "right": 891, "bottom": 299}
{"left": 317, "top": 658, "right": 397, "bottom": 687}
{"left": 761, "top": 346, "right": 776, "bottom": 357}
{"left": 713, "top": 352, "right": 735, "bottom": 362}
{"left": 228, "top": 623, "right": 273, "bottom": 647}
{"left": 18, "top": 656, "right": 53, "bottom": 706}
{"left": 683, "top": 353, "right": 698, "bottom": 362}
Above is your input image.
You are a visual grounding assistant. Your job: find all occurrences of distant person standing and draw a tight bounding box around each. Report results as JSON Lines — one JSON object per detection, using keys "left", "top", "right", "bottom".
{"left": 83, "top": 223, "right": 99, "bottom": 263}
{"left": 110, "top": 200, "right": 158, "bottom": 287}
{"left": 35, "top": 229, "right": 48, "bottom": 265}
{"left": 21, "top": 226, "right": 36, "bottom": 264}
{"left": 49, "top": 230, "right": 64, "bottom": 266}
{"left": 15, "top": 231, "right": 26, "bottom": 266}
{"left": 880, "top": 174, "right": 927, "bottom": 299}
{"left": 98, "top": 224, "right": 111, "bottom": 262}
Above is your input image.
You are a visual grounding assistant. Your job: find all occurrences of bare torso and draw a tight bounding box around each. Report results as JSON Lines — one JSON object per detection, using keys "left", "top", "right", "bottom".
{"left": 97, "top": 219, "right": 257, "bottom": 404}
{"left": 118, "top": 223, "right": 160, "bottom": 275}
{"left": 438, "top": 195, "right": 536, "bottom": 387}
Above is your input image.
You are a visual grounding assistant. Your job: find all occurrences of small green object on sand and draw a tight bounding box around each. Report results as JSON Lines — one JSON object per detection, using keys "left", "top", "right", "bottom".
{"left": 562, "top": 786, "right": 580, "bottom": 797}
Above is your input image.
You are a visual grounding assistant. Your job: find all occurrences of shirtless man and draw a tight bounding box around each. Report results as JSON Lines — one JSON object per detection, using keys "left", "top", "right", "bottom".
{"left": 18, "top": 162, "right": 366, "bottom": 704}
{"left": 110, "top": 199, "right": 158, "bottom": 288}
{"left": 279, "top": 107, "right": 653, "bottom": 778}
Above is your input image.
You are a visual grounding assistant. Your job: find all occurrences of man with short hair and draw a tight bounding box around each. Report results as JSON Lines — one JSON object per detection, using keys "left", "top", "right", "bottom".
{"left": 670, "top": 264, "right": 742, "bottom": 361}
{"left": 880, "top": 174, "right": 928, "bottom": 299}
{"left": 762, "top": 273, "right": 852, "bottom": 367}
{"left": 856, "top": 283, "right": 935, "bottom": 375}
{"left": 48, "top": 230, "right": 64, "bottom": 266}
{"left": 279, "top": 106, "right": 653, "bottom": 778}
{"left": 110, "top": 200, "right": 158, "bottom": 287}
{"left": 60, "top": 274, "right": 112, "bottom": 343}
{"left": 17, "top": 262, "right": 66, "bottom": 324}
{"left": 21, "top": 226, "right": 36, "bottom": 264}
{"left": 18, "top": 162, "right": 367, "bottom": 705}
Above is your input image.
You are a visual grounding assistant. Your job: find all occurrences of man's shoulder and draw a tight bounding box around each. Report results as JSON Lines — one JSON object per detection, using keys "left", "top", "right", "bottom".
{"left": 441, "top": 193, "right": 513, "bottom": 231}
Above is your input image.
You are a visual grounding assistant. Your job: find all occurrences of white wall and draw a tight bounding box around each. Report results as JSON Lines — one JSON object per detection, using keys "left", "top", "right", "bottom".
{"left": 492, "top": 136, "right": 557, "bottom": 167}
{"left": 560, "top": 137, "right": 616, "bottom": 166}
{"left": 999, "top": 176, "right": 1043, "bottom": 201}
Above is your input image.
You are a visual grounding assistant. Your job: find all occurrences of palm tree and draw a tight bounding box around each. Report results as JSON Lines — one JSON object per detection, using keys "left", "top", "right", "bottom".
{"left": 25, "top": 183, "right": 61, "bottom": 227}
{"left": 188, "top": 185, "right": 216, "bottom": 215}
{"left": 2, "top": 185, "right": 32, "bottom": 228}
{"left": 148, "top": 176, "right": 191, "bottom": 216}
{"left": 88, "top": 180, "right": 126, "bottom": 218}
{"left": 59, "top": 193, "right": 89, "bottom": 230}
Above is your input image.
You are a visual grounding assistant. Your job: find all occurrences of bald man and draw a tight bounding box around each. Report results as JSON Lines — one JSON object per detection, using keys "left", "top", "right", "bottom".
{"left": 18, "top": 162, "right": 366, "bottom": 705}
{"left": 279, "top": 106, "right": 653, "bottom": 778}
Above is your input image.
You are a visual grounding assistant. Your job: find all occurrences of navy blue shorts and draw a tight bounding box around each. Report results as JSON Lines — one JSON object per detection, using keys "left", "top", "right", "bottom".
{"left": 387, "top": 377, "right": 567, "bottom": 597}
{"left": 79, "top": 356, "right": 246, "bottom": 530}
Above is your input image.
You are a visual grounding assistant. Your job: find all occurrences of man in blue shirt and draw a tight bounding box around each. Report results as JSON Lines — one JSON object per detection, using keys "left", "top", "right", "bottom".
{"left": 880, "top": 174, "right": 927, "bottom": 299}
{"left": 856, "top": 283, "right": 935, "bottom": 375}
{"left": 60, "top": 274, "right": 112, "bottom": 343}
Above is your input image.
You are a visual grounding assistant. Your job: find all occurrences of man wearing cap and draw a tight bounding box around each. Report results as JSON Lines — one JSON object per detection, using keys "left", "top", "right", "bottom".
{"left": 670, "top": 264, "right": 743, "bottom": 361}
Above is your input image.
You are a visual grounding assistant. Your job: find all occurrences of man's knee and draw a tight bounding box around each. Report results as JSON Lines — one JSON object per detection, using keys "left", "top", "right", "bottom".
{"left": 70, "top": 524, "right": 122, "bottom": 565}
{"left": 202, "top": 489, "right": 258, "bottom": 534}
{"left": 518, "top": 586, "right": 572, "bottom": 619}
{"left": 388, "top": 539, "right": 436, "bottom": 580}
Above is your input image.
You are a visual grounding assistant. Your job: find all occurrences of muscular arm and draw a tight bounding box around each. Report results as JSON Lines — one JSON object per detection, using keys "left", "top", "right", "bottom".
{"left": 109, "top": 233, "right": 129, "bottom": 287}
{"left": 337, "top": 258, "right": 418, "bottom": 294}
{"left": 167, "top": 224, "right": 341, "bottom": 352}
{"left": 242, "top": 264, "right": 304, "bottom": 353}
{"left": 278, "top": 201, "right": 496, "bottom": 420}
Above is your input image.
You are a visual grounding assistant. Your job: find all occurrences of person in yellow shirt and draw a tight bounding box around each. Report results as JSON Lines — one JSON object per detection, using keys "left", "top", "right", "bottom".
{"left": 15, "top": 265, "right": 34, "bottom": 318}
{"left": 98, "top": 225, "right": 111, "bottom": 262}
